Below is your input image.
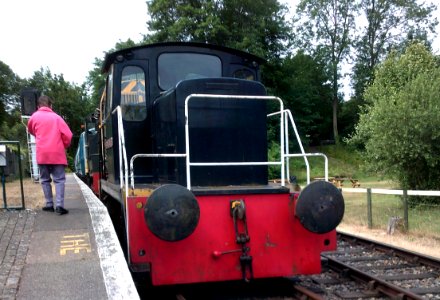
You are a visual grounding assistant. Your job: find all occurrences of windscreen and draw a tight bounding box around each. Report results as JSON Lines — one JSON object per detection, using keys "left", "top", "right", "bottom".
{"left": 158, "top": 53, "right": 222, "bottom": 90}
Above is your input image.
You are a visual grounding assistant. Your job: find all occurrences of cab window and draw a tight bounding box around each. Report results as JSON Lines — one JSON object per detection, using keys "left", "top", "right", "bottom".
{"left": 158, "top": 53, "right": 221, "bottom": 90}
{"left": 121, "top": 66, "right": 146, "bottom": 121}
{"left": 233, "top": 68, "right": 255, "bottom": 81}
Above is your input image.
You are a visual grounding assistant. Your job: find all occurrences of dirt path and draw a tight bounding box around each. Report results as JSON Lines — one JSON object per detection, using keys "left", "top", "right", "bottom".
{"left": 338, "top": 223, "right": 440, "bottom": 259}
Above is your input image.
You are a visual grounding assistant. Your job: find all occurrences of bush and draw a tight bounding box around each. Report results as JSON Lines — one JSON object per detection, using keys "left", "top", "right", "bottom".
{"left": 348, "top": 43, "right": 440, "bottom": 202}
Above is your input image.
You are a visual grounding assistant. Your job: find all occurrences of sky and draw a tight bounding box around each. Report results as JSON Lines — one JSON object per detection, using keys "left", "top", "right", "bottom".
{"left": 0, "top": 0, "right": 439, "bottom": 93}
{"left": 0, "top": 0, "right": 148, "bottom": 85}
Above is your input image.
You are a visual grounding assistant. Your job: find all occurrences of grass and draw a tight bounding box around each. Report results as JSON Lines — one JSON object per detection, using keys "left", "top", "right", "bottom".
{"left": 318, "top": 146, "right": 440, "bottom": 241}
{"left": 270, "top": 144, "right": 368, "bottom": 184}
{"left": 339, "top": 178, "right": 440, "bottom": 240}
{"left": 269, "top": 143, "right": 440, "bottom": 242}
{"left": 317, "top": 145, "right": 440, "bottom": 257}
{"left": 1, "top": 176, "right": 44, "bottom": 209}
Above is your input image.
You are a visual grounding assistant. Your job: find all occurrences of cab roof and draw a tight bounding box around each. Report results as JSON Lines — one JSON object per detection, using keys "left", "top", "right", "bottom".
{"left": 102, "top": 41, "right": 265, "bottom": 74}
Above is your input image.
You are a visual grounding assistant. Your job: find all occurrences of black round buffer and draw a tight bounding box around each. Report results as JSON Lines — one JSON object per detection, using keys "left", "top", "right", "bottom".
{"left": 145, "top": 184, "right": 200, "bottom": 242}
{"left": 295, "top": 180, "right": 345, "bottom": 234}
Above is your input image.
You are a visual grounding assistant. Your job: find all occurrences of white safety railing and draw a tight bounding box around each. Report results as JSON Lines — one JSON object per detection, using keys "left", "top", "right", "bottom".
{"left": 109, "top": 106, "right": 130, "bottom": 265}
{"left": 185, "top": 95, "right": 285, "bottom": 189}
{"left": 112, "top": 106, "right": 129, "bottom": 199}
{"left": 123, "top": 94, "right": 329, "bottom": 191}
{"left": 130, "top": 153, "right": 186, "bottom": 190}
{"left": 267, "top": 109, "right": 328, "bottom": 184}
{"left": 22, "top": 116, "right": 39, "bottom": 181}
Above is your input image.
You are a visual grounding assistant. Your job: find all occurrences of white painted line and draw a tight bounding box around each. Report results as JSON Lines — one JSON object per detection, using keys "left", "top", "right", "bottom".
{"left": 74, "top": 174, "right": 140, "bottom": 300}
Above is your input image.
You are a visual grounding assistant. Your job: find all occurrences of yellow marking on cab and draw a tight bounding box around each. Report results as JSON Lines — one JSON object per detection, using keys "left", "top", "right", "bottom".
{"left": 124, "top": 187, "right": 154, "bottom": 198}
{"left": 60, "top": 233, "right": 92, "bottom": 255}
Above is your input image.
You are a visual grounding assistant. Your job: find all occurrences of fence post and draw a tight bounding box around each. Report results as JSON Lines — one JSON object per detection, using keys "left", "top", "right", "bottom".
{"left": 1, "top": 167, "right": 6, "bottom": 209}
{"left": 367, "top": 188, "right": 372, "bottom": 229}
{"left": 0, "top": 141, "right": 25, "bottom": 210}
{"left": 403, "top": 189, "right": 409, "bottom": 232}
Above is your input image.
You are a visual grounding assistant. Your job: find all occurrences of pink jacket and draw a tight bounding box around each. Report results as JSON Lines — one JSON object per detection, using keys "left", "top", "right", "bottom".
{"left": 27, "top": 107, "right": 73, "bottom": 165}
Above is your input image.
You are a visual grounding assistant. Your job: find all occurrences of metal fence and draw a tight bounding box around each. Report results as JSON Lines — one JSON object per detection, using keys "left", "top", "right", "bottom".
{"left": 0, "top": 141, "right": 25, "bottom": 210}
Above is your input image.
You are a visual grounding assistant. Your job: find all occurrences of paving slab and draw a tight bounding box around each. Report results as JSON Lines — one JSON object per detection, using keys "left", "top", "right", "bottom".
{"left": 0, "top": 173, "right": 139, "bottom": 300}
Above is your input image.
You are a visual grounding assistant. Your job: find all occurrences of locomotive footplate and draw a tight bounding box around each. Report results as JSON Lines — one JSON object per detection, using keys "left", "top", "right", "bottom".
{"left": 230, "top": 199, "right": 253, "bottom": 282}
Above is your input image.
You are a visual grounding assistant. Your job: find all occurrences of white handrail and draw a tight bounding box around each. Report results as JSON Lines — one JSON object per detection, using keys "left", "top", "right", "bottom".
{"left": 267, "top": 109, "right": 313, "bottom": 184}
{"left": 112, "top": 106, "right": 129, "bottom": 199}
{"left": 267, "top": 110, "right": 329, "bottom": 184}
{"left": 284, "top": 110, "right": 311, "bottom": 184}
{"left": 127, "top": 93, "right": 330, "bottom": 190}
{"left": 111, "top": 106, "right": 130, "bottom": 264}
{"left": 130, "top": 153, "right": 186, "bottom": 189}
{"left": 184, "top": 94, "right": 285, "bottom": 189}
{"left": 285, "top": 153, "right": 328, "bottom": 182}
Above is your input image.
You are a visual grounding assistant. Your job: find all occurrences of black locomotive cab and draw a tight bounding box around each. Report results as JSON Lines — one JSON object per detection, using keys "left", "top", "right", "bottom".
{"left": 153, "top": 78, "right": 268, "bottom": 187}
{"left": 99, "top": 42, "right": 266, "bottom": 195}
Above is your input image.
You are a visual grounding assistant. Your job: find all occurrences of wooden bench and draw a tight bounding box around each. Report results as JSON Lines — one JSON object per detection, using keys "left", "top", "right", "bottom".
{"left": 332, "top": 177, "right": 360, "bottom": 188}
{"left": 313, "top": 176, "right": 360, "bottom": 188}
{"left": 350, "top": 178, "right": 360, "bottom": 188}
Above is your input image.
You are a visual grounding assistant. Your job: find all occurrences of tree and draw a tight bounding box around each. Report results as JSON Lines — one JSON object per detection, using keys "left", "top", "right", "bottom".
{"left": 0, "top": 61, "right": 22, "bottom": 134}
{"left": 348, "top": 43, "right": 440, "bottom": 195}
{"left": 293, "top": 0, "right": 357, "bottom": 143}
{"left": 352, "top": 0, "right": 437, "bottom": 102}
{"left": 145, "top": 0, "right": 291, "bottom": 61}
{"left": 87, "top": 39, "right": 139, "bottom": 109}
{"left": 146, "top": 0, "right": 225, "bottom": 43}
{"left": 268, "top": 51, "right": 333, "bottom": 144}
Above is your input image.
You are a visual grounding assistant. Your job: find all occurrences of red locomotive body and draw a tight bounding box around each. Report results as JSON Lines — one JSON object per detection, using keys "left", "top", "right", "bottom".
{"left": 127, "top": 191, "right": 337, "bottom": 285}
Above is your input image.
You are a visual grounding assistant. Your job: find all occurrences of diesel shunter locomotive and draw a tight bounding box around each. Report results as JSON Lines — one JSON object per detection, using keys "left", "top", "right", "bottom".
{"left": 75, "top": 42, "right": 345, "bottom": 286}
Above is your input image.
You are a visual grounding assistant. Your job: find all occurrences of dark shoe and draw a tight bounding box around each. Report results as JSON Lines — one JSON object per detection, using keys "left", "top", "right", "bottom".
{"left": 42, "top": 206, "right": 54, "bottom": 212}
{"left": 55, "top": 206, "right": 69, "bottom": 215}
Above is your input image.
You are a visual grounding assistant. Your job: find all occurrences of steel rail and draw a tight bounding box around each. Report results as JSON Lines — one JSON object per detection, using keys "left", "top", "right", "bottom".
{"left": 338, "top": 232, "right": 440, "bottom": 269}
{"left": 322, "top": 255, "right": 425, "bottom": 300}
{"left": 292, "top": 284, "right": 324, "bottom": 299}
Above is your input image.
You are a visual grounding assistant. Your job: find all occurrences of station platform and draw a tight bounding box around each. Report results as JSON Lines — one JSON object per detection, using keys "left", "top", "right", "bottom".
{"left": 0, "top": 174, "right": 139, "bottom": 300}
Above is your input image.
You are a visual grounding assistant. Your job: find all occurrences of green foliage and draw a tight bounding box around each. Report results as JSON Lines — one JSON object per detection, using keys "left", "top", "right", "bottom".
{"left": 146, "top": 0, "right": 225, "bottom": 43}
{"left": 352, "top": 0, "right": 438, "bottom": 103}
{"left": 338, "top": 98, "right": 361, "bottom": 139}
{"left": 348, "top": 43, "right": 440, "bottom": 196}
{"left": 293, "top": 0, "right": 357, "bottom": 142}
{"left": 0, "top": 109, "right": 26, "bottom": 146}
{"left": 267, "top": 51, "right": 333, "bottom": 144}
{"left": 292, "top": 144, "right": 364, "bottom": 183}
{"left": 145, "top": 0, "right": 291, "bottom": 61}
{"left": 0, "top": 62, "right": 31, "bottom": 147}
{"left": 0, "top": 61, "right": 23, "bottom": 134}
{"left": 268, "top": 138, "right": 366, "bottom": 183}
{"left": 86, "top": 57, "right": 106, "bottom": 109}
{"left": 268, "top": 141, "right": 281, "bottom": 179}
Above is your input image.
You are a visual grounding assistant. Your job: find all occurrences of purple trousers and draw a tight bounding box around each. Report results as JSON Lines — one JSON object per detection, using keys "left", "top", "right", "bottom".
{"left": 39, "top": 164, "right": 66, "bottom": 208}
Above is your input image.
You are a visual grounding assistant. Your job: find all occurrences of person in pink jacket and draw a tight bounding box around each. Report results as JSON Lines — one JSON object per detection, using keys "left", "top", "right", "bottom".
{"left": 27, "top": 95, "right": 73, "bottom": 215}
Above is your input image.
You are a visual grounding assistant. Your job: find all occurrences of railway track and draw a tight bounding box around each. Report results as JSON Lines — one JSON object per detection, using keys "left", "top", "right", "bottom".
{"left": 296, "top": 232, "right": 440, "bottom": 299}
{"left": 138, "top": 232, "right": 440, "bottom": 299}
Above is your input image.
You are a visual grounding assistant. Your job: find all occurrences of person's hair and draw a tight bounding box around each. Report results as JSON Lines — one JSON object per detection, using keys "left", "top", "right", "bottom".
{"left": 38, "top": 95, "right": 53, "bottom": 108}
